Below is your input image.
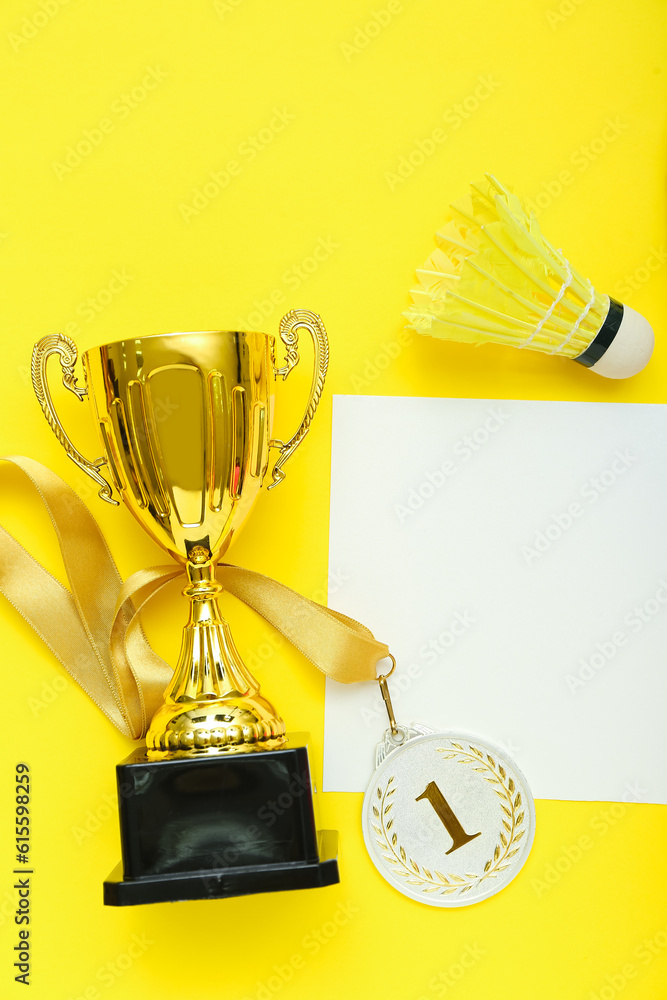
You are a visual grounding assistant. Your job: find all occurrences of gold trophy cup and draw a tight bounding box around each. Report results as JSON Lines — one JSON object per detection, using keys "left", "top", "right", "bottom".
{"left": 32, "top": 311, "right": 337, "bottom": 905}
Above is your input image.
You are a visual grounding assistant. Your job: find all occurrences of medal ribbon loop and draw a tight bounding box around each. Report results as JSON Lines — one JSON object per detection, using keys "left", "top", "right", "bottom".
{"left": 0, "top": 456, "right": 389, "bottom": 739}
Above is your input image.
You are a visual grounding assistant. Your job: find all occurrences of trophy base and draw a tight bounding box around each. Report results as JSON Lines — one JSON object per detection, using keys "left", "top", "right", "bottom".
{"left": 103, "top": 732, "right": 340, "bottom": 906}
{"left": 103, "top": 830, "right": 338, "bottom": 906}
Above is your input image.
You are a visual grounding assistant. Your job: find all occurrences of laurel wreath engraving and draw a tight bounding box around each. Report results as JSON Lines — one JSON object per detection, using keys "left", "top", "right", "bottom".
{"left": 371, "top": 742, "right": 525, "bottom": 896}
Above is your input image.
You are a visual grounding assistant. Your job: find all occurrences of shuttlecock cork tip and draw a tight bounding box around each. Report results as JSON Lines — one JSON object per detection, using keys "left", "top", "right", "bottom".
{"left": 574, "top": 299, "right": 654, "bottom": 379}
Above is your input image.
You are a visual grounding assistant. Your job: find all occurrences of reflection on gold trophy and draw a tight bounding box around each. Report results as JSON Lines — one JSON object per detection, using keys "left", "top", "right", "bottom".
{"left": 32, "top": 311, "right": 328, "bottom": 757}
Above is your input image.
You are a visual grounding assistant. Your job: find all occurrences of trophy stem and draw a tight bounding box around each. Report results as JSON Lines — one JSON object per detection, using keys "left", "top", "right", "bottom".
{"left": 164, "top": 582, "right": 258, "bottom": 705}
{"left": 146, "top": 547, "right": 286, "bottom": 756}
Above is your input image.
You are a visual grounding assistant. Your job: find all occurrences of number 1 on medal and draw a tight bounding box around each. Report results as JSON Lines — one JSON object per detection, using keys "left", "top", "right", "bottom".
{"left": 416, "top": 781, "right": 481, "bottom": 855}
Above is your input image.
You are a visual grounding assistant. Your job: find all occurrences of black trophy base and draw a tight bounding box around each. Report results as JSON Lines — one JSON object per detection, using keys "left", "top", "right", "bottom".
{"left": 103, "top": 732, "right": 340, "bottom": 906}
{"left": 103, "top": 830, "right": 339, "bottom": 906}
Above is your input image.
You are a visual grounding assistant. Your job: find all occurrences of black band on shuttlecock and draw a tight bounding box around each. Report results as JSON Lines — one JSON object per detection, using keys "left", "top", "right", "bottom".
{"left": 574, "top": 298, "right": 624, "bottom": 368}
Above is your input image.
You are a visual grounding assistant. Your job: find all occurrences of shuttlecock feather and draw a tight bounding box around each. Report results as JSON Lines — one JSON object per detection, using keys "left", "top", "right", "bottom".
{"left": 405, "top": 175, "right": 654, "bottom": 379}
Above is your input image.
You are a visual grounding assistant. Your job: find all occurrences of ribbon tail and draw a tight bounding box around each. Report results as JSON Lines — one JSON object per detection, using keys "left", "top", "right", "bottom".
{"left": 218, "top": 564, "right": 390, "bottom": 683}
{"left": 0, "top": 458, "right": 176, "bottom": 739}
{"left": 111, "top": 566, "right": 182, "bottom": 738}
{"left": 0, "top": 521, "right": 132, "bottom": 734}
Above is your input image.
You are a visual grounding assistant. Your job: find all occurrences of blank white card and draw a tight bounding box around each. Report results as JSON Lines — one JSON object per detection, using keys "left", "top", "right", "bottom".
{"left": 324, "top": 395, "right": 667, "bottom": 803}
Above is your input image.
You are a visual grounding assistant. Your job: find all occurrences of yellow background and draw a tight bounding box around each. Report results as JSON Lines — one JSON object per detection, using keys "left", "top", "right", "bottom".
{"left": 1, "top": 0, "right": 667, "bottom": 997}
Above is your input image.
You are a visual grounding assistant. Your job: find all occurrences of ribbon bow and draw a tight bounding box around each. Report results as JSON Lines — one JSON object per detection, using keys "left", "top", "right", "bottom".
{"left": 0, "top": 457, "right": 389, "bottom": 739}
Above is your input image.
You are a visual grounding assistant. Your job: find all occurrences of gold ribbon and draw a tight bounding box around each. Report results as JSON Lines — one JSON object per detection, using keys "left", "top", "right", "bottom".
{"left": 0, "top": 457, "right": 390, "bottom": 740}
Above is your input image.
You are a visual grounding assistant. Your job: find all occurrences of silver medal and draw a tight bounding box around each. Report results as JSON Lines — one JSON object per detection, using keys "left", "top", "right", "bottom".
{"left": 362, "top": 729, "right": 535, "bottom": 907}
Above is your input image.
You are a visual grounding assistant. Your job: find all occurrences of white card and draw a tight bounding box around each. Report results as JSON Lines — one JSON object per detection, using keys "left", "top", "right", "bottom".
{"left": 324, "top": 395, "right": 667, "bottom": 803}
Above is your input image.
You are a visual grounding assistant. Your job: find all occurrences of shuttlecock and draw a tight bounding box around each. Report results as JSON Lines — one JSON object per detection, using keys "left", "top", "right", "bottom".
{"left": 405, "top": 175, "right": 654, "bottom": 379}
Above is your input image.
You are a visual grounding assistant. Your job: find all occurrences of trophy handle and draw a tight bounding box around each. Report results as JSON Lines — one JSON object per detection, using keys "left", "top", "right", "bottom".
{"left": 31, "top": 334, "right": 118, "bottom": 505}
{"left": 269, "top": 309, "right": 329, "bottom": 489}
